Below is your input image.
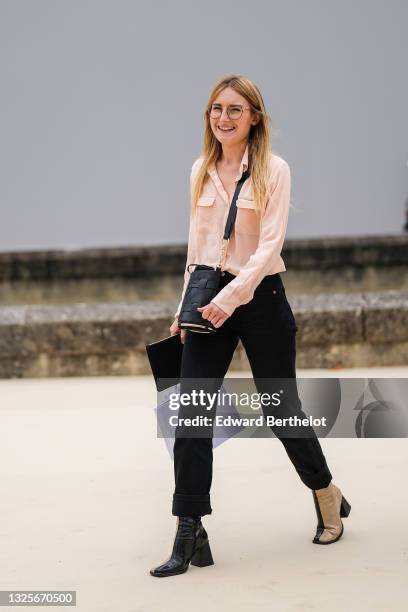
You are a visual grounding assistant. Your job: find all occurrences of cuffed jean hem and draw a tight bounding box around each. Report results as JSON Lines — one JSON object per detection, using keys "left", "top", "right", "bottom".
{"left": 298, "top": 462, "right": 333, "bottom": 490}
{"left": 172, "top": 493, "right": 212, "bottom": 517}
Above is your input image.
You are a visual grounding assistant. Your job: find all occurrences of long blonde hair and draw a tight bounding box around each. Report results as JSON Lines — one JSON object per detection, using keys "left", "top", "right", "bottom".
{"left": 192, "top": 74, "right": 273, "bottom": 218}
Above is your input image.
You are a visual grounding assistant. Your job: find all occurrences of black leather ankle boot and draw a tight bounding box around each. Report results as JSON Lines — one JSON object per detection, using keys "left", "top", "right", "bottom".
{"left": 150, "top": 516, "right": 214, "bottom": 577}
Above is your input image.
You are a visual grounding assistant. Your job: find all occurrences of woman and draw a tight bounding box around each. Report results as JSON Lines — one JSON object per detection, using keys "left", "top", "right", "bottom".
{"left": 150, "top": 74, "right": 351, "bottom": 578}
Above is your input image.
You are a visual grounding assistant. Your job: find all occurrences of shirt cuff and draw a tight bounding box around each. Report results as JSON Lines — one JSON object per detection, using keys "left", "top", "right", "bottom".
{"left": 210, "top": 286, "right": 241, "bottom": 317}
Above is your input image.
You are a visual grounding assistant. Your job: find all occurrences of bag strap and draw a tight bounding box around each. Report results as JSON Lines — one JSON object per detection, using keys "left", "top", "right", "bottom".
{"left": 186, "top": 168, "right": 251, "bottom": 274}
{"left": 217, "top": 168, "right": 250, "bottom": 270}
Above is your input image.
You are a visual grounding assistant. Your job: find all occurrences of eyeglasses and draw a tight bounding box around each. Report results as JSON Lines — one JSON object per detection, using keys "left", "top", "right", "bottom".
{"left": 208, "top": 103, "right": 253, "bottom": 120}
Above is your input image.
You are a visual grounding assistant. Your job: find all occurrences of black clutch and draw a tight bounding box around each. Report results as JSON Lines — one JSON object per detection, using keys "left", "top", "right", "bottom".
{"left": 178, "top": 169, "right": 250, "bottom": 334}
{"left": 145, "top": 333, "right": 184, "bottom": 391}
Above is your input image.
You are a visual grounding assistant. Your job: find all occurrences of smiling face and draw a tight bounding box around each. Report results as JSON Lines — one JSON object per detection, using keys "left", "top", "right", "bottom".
{"left": 209, "top": 86, "right": 260, "bottom": 147}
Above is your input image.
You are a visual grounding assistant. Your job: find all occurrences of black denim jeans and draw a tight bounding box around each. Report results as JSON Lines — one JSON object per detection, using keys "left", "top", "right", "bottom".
{"left": 172, "top": 271, "right": 332, "bottom": 517}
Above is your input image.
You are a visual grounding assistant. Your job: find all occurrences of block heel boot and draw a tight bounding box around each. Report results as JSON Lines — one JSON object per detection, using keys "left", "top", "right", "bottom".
{"left": 312, "top": 481, "right": 352, "bottom": 545}
{"left": 150, "top": 516, "right": 214, "bottom": 577}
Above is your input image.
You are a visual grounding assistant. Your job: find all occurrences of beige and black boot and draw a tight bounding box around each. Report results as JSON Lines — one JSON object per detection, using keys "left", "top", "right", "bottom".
{"left": 312, "top": 482, "right": 351, "bottom": 544}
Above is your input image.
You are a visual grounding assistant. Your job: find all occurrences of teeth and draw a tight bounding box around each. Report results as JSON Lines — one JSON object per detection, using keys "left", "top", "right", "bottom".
{"left": 219, "top": 127, "right": 234, "bottom": 131}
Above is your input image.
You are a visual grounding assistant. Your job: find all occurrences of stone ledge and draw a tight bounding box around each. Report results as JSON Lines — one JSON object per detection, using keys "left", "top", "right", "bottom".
{"left": 0, "top": 233, "right": 407, "bottom": 281}
{"left": 293, "top": 290, "right": 408, "bottom": 345}
{"left": 0, "top": 290, "right": 407, "bottom": 377}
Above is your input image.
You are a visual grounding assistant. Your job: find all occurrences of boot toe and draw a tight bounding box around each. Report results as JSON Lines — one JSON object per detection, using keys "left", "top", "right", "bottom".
{"left": 150, "top": 558, "right": 188, "bottom": 577}
{"left": 313, "top": 522, "right": 344, "bottom": 545}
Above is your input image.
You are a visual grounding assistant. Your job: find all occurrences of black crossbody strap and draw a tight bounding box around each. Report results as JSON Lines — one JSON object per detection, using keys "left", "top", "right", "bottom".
{"left": 223, "top": 169, "right": 251, "bottom": 239}
{"left": 186, "top": 168, "right": 251, "bottom": 273}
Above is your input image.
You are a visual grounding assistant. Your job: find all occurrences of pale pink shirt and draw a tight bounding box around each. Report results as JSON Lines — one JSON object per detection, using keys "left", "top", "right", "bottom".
{"left": 174, "top": 143, "right": 291, "bottom": 318}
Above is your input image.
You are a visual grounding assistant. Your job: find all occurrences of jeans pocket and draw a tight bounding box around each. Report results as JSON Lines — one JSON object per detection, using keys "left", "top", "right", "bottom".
{"left": 249, "top": 285, "right": 298, "bottom": 332}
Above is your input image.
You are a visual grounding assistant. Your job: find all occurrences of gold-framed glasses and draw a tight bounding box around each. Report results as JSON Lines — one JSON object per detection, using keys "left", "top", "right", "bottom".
{"left": 208, "top": 103, "right": 253, "bottom": 120}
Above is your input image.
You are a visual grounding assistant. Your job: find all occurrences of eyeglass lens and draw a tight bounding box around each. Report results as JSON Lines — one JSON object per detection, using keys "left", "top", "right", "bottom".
{"left": 209, "top": 104, "right": 244, "bottom": 120}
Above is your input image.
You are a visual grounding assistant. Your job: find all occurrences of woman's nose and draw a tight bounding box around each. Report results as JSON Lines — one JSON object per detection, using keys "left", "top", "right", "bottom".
{"left": 219, "top": 107, "right": 229, "bottom": 121}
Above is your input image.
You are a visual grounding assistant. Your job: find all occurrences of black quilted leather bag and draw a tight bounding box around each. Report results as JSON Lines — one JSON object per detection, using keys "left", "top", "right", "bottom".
{"left": 178, "top": 169, "right": 250, "bottom": 334}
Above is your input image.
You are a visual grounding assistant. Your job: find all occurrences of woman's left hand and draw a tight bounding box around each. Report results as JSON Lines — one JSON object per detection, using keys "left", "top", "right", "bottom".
{"left": 196, "top": 302, "right": 229, "bottom": 328}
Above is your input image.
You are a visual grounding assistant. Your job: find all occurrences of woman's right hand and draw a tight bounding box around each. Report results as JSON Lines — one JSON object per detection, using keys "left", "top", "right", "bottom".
{"left": 170, "top": 316, "right": 187, "bottom": 344}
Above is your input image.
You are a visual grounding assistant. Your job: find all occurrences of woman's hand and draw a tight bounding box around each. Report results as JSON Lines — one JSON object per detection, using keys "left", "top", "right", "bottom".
{"left": 170, "top": 316, "right": 187, "bottom": 344}
{"left": 196, "top": 302, "right": 229, "bottom": 328}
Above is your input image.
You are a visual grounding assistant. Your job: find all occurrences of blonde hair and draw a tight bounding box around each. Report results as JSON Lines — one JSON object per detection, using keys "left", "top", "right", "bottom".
{"left": 192, "top": 74, "right": 274, "bottom": 218}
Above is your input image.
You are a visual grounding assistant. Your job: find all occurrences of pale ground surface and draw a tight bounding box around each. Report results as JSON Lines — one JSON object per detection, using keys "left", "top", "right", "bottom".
{"left": 0, "top": 366, "right": 407, "bottom": 612}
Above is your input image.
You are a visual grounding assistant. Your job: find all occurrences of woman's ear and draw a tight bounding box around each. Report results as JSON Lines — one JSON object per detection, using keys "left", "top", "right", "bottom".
{"left": 251, "top": 112, "right": 261, "bottom": 126}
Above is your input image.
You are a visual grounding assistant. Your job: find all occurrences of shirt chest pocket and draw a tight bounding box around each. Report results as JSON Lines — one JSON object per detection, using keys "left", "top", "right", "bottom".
{"left": 196, "top": 194, "right": 217, "bottom": 234}
{"left": 235, "top": 197, "right": 260, "bottom": 236}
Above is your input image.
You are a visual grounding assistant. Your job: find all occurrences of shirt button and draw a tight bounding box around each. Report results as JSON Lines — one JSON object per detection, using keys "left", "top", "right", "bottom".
{"left": 272, "top": 290, "right": 277, "bottom": 294}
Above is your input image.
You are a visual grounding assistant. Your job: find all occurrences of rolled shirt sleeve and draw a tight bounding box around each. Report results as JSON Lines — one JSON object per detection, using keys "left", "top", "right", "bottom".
{"left": 210, "top": 159, "right": 291, "bottom": 317}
